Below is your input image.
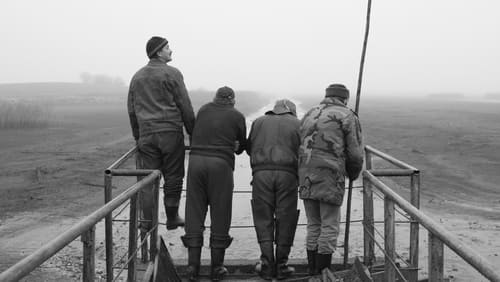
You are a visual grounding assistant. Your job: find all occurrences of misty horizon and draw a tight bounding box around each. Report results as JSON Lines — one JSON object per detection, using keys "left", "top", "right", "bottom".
{"left": 1, "top": 1, "right": 499, "bottom": 97}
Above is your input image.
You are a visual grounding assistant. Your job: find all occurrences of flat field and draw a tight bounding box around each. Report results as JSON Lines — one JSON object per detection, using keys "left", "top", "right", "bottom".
{"left": 0, "top": 96, "right": 499, "bottom": 281}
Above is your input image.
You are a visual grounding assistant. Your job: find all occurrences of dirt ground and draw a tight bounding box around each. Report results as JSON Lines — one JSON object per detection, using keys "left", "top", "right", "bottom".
{"left": 0, "top": 97, "right": 499, "bottom": 281}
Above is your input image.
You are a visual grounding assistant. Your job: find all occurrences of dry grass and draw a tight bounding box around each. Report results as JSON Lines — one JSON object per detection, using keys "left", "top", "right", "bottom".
{"left": 0, "top": 100, "right": 52, "bottom": 129}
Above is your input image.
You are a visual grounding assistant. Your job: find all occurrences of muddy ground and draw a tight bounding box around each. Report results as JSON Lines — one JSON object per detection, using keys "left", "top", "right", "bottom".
{"left": 0, "top": 97, "right": 499, "bottom": 281}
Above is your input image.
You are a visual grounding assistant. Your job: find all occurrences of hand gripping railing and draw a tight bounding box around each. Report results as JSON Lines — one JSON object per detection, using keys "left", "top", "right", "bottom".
{"left": 0, "top": 169, "right": 161, "bottom": 282}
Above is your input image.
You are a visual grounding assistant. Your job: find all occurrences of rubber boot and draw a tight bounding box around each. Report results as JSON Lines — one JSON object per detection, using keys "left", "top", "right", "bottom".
{"left": 275, "top": 245, "right": 295, "bottom": 280}
{"left": 165, "top": 197, "right": 185, "bottom": 230}
{"left": 187, "top": 247, "right": 201, "bottom": 281}
{"left": 210, "top": 248, "right": 228, "bottom": 281}
{"left": 255, "top": 241, "right": 274, "bottom": 280}
{"left": 306, "top": 249, "right": 317, "bottom": 275}
{"left": 315, "top": 253, "right": 332, "bottom": 274}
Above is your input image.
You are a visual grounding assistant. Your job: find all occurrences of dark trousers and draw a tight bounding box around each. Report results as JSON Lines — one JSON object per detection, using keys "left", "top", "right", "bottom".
{"left": 137, "top": 132, "right": 185, "bottom": 225}
{"left": 251, "top": 170, "right": 298, "bottom": 246}
{"left": 183, "top": 155, "right": 234, "bottom": 248}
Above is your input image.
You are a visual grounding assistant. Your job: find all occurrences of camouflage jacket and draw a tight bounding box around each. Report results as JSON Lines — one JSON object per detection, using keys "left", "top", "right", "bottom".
{"left": 298, "top": 97, "right": 363, "bottom": 205}
{"left": 127, "top": 58, "right": 195, "bottom": 140}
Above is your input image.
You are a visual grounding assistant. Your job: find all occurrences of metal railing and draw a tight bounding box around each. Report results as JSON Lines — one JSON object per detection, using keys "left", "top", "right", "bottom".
{"left": 0, "top": 145, "right": 162, "bottom": 282}
{"left": 363, "top": 145, "right": 500, "bottom": 282}
{"left": 0, "top": 167, "right": 160, "bottom": 282}
{"left": 2, "top": 144, "right": 500, "bottom": 282}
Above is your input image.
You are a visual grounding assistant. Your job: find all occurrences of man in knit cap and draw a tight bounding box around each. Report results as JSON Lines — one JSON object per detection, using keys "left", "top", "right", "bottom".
{"left": 128, "top": 36, "right": 195, "bottom": 231}
{"left": 182, "top": 86, "right": 247, "bottom": 281}
{"left": 298, "top": 84, "right": 363, "bottom": 274}
{"left": 246, "top": 99, "right": 301, "bottom": 280}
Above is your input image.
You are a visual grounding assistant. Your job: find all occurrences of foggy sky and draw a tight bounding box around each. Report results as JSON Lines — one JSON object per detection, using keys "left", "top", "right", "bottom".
{"left": 1, "top": 1, "right": 499, "bottom": 97}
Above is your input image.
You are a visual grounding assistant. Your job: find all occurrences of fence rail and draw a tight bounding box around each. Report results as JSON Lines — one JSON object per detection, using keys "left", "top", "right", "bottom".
{"left": 2, "top": 144, "right": 499, "bottom": 282}
{"left": 0, "top": 170, "right": 160, "bottom": 282}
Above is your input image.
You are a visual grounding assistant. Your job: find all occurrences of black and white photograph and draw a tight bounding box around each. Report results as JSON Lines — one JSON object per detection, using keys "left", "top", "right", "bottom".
{"left": 0, "top": 1, "right": 499, "bottom": 281}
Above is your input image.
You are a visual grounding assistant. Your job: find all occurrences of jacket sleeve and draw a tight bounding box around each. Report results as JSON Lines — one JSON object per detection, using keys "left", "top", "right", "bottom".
{"left": 235, "top": 113, "right": 247, "bottom": 155}
{"left": 170, "top": 71, "right": 195, "bottom": 136}
{"left": 127, "top": 86, "right": 139, "bottom": 141}
{"left": 245, "top": 121, "right": 255, "bottom": 156}
{"left": 343, "top": 113, "right": 364, "bottom": 180}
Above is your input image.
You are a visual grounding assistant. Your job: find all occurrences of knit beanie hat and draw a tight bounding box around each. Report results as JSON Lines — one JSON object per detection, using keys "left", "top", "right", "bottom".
{"left": 325, "top": 84, "right": 349, "bottom": 99}
{"left": 213, "top": 86, "right": 235, "bottom": 105}
{"left": 266, "top": 99, "right": 297, "bottom": 116}
{"left": 146, "top": 36, "right": 168, "bottom": 58}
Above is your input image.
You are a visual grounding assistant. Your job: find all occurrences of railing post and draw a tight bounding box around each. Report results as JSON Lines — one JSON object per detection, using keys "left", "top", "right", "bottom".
{"left": 363, "top": 174, "right": 375, "bottom": 266}
{"left": 384, "top": 197, "right": 396, "bottom": 282}
{"left": 150, "top": 175, "right": 160, "bottom": 261}
{"left": 81, "top": 225, "right": 96, "bottom": 282}
{"left": 409, "top": 171, "right": 420, "bottom": 282}
{"left": 128, "top": 193, "right": 139, "bottom": 282}
{"left": 136, "top": 153, "right": 149, "bottom": 262}
{"left": 428, "top": 233, "right": 444, "bottom": 282}
{"left": 104, "top": 173, "right": 114, "bottom": 282}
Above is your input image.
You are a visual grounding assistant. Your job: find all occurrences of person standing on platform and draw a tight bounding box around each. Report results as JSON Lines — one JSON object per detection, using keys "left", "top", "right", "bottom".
{"left": 127, "top": 36, "right": 195, "bottom": 231}
{"left": 298, "top": 84, "right": 363, "bottom": 274}
{"left": 246, "top": 99, "right": 301, "bottom": 280}
{"left": 181, "top": 86, "right": 247, "bottom": 281}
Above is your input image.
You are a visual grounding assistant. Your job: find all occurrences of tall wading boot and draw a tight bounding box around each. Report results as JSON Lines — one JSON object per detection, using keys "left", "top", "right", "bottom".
{"left": 255, "top": 241, "right": 274, "bottom": 280}
{"left": 275, "top": 245, "right": 295, "bottom": 280}
{"left": 210, "top": 248, "right": 228, "bottom": 281}
{"left": 315, "top": 253, "right": 332, "bottom": 274}
{"left": 165, "top": 197, "right": 184, "bottom": 230}
{"left": 306, "top": 249, "right": 317, "bottom": 275}
{"left": 186, "top": 247, "right": 202, "bottom": 281}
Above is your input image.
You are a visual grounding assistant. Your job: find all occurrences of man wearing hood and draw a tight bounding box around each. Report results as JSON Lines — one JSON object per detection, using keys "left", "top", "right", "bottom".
{"left": 128, "top": 36, "right": 195, "bottom": 232}
{"left": 246, "top": 99, "right": 301, "bottom": 280}
{"left": 181, "top": 86, "right": 247, "bottom": 281}
{"left": 298, "top": 84, "right": 363, "bottom": 274}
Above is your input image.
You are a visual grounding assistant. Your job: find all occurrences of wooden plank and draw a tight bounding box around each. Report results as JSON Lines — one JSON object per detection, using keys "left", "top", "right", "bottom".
{"left": 384, "top": 197, "right": 396, "bottom": 282}
{"left": 428, "top": 233, "right": 444, "bottom": 282}
{"left": 153, "top": 236, "right": 181, "bottom": 282}
{"left": 81, "top": 225, "right": 96, "bottom": 282}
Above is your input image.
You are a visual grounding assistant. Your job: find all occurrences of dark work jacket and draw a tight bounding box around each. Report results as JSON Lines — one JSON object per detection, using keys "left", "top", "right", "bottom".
{"left": 127, "top": 58, "right": 195, "bottom": 139}
{"left": 189, "top": 102, "right": 247, "bottom": 170}
{"left": 246, "top": 112, "right": 301, "bottom": 176}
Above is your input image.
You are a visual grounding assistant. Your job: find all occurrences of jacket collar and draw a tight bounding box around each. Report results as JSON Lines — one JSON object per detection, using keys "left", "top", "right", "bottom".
{"left": 320, "top": 96, "right": 347, "bottom": 107}
{"left": 147, "top": 57, "right": 168, "bottom": 66}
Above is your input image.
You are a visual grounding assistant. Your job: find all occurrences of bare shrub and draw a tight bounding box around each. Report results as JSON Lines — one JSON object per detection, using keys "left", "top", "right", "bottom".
{"left": 0, "top": 100, "right": 53, "bottom": 129}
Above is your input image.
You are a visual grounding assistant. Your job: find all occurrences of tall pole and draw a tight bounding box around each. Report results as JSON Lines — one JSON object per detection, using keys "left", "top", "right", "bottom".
{"left": 344, "top": 0, "right": 372, "bottom": 268}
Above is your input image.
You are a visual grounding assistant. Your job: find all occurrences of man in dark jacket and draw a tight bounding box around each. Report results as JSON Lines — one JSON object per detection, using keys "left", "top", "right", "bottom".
{"left": 181, "top": 86, "right": 247, "bottom": 281}
{"left": 128, "top": 36, "right": 195, "bottom": 231}
{"left": 246, "top": 99, "right": 301, "bottom": 280}
{"left": 298, "top": 84, "right": 363, "bottom": 274}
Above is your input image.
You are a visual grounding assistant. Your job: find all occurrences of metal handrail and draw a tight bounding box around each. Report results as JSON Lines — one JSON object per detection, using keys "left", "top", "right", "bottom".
{"left": 364, "top": 170, "right": 500, "bottom": 282}
{"left": 0, "top": 170, "right": 161, "bottom": 282}
{"left": 365, "top": 145, "right": 419, "bottom": 172}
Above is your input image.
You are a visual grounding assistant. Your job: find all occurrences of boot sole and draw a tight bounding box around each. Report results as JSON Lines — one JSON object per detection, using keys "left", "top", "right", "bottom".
{"left": 166, "top": 223, "right": 185, "bottom": 230}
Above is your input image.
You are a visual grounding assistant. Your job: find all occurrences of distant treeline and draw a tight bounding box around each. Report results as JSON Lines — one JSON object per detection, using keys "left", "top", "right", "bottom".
{"left": 0, "top": 100, "right": 52, "bottom": 129}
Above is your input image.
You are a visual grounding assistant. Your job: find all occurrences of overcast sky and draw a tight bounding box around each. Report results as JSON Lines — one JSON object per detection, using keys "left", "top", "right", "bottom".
{"left": 1, "top": 1, "right": 499, "bottom": 97}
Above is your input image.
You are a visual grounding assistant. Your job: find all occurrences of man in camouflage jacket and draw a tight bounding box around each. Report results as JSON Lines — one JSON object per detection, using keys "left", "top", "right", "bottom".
{"left": 298, "top": 84, "right": 363, "bottom": 274}
{"left": 128, "top": 36, "right": 195, "bottom": 232}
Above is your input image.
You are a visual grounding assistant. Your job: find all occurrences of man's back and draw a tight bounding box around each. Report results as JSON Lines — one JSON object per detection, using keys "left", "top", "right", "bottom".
{"left": 128, "top": 58, "right": 194, "bottom": 138}
{"left": 190, "top": 102, "right": 246, "bottom": 169}
{"left": 248, "top": 113, "right": 300, "bottom": 175}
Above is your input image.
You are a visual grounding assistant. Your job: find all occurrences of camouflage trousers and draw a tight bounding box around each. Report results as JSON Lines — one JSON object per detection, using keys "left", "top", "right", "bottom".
{"left": 303, "top": 199, "right": 341, "bottom": 254}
